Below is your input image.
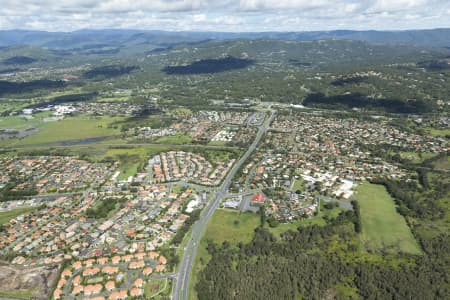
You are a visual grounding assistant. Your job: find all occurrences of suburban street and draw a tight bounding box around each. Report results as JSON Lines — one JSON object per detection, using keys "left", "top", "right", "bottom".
{"left": 172, "top": 110, "right": 275, "bottom": 300}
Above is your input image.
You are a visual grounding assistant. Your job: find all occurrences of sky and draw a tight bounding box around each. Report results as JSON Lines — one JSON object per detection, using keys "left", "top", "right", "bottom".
{"left": 0, "top": 0, "right": 449, "bottom": 32}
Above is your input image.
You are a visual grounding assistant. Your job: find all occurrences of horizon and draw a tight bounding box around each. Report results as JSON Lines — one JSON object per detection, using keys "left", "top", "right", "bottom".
{"left": 1, "top": 1, "right": 449, "bottom": 32}
{"left": 1, "top": 27, "right": 449, "bottom": 34}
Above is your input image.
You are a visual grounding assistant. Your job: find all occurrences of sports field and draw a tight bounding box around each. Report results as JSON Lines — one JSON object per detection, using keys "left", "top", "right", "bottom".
{"left": 356, "top": 182, "right": 421, "bottom": 254}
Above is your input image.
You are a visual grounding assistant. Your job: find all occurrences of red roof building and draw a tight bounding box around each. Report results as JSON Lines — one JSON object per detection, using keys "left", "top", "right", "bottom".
{"left": 252, "top": 193, "right": 265, "bottom": 205}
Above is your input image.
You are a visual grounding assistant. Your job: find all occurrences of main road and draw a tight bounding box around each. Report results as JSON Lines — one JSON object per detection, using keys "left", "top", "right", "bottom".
{"left": 173, "top": 110, "right": 275, "bottom": 300}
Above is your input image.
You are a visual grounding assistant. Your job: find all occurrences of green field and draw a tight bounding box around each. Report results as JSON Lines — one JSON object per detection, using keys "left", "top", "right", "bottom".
{"left": 0, "top": 116, "right": 123, "bottom": 147}
{"left": 105, "top": 146, "right": 172, "bottom": 180}
{"left": 425, "top": 127, "right": 450, "bottom": 137}
{"left": 399, "top": 151, "right": 436, "bottom": 163}
{"left": 154, "top": 134, "right": 192, "bottom": 145}
{"left": 356, "top": 182, "right": 422, "bottom": 254}
{"left": 144, "top": 279, "right": 170, "bottom": 299}
{"left": 207, "top": 141, "right": 228, "bottom": 146}
{"left": 203, "top": 209, "right": 261, "bottom": 244}
{"left": 292, "top": 178, "right": 306, "bottom": 191}
{"left": 0, "top": 113, "right": 51, "bottom": 130}
{"left": 0, "top": 207, "right": 35, "bottom": 225}
{"left": 0, "top": 289, "right": 36, "bottom": 300}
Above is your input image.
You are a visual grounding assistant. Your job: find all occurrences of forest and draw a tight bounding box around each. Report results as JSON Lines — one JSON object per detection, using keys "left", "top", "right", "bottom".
{"left": 2, "top": 56, "right": 37, "bottom": 65}
{"left": 83, "top": 65, "right": 139, "bottom": 79}
{"left": 0, "top": 79, "right": 65, "bottom": 96}
{"left": 303, "top": 92, "right": 434, "bottom": 114}
{"left": 162, "top": 56, "right": 255, "bottom": 75}
{"left": 195, "top": 153, "right": 450, "bottom": 299}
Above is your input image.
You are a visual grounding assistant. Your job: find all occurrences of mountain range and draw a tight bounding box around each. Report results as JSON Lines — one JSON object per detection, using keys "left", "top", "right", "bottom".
{"left": 1, "top": 28, "right": 449, "bottom": 49}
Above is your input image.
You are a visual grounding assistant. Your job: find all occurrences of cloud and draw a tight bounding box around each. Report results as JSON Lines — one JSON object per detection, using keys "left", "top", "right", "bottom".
{"left": 0, "top": 0, "right": 448, "bottom": 31}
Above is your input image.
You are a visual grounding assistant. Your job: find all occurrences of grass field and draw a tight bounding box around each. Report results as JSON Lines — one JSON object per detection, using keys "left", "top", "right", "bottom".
{"left": 0, "top": 207, "right": 35, "bottom": 225}
{"left": 105, "top": 146, "right": 172, "bottom": 180}
{"left": 425, "top": 127, "right": 450, "bottom": 137}
{"left": 144, "top": 279, "right": 169, "bottom": 299}
{"left": 203, "top": 209, "right": 261, "bottom": 244}
{"left": 292, "top": 178, "right": 306, "bottom": 191}
{"left": 154, "top": 134, "right": 192, "bottom": 145}
{"left": 0, "top": 113, "right": 51, "bottom": 130}
{"left": 399, "top": 151, "right": 436, "bottom": 163}
{"left": 207, "top": 141, "right": 228, "bottom": 146}
{"left": 356, "top": 182, "right": 422, "bottom": 254}
{"left": 0, "top": 289, "right": 36, "bottom": 299}
{"left": 1, "top": 116, "right": 123, "bottom": 147}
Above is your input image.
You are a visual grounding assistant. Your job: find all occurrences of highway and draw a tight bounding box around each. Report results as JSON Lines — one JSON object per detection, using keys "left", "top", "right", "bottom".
{"left": 173, "top": 110, "right": 275, "bottom": 300}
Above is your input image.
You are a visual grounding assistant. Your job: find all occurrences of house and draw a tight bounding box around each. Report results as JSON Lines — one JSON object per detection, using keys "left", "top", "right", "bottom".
{"left": 84, "top": 284, "right": 102, "bottom": 296}
{"left": 158, "top": 255, "right": 167, "bottom": 265}
{"left": 143, "top": 267, "right": 153, "bottom": 276}
{"left": 111, "top": 256, "right": 121, "bottom": 264}
{"left": 133, "top": 278, "right": 143, "bottom": 288}
{"left": 105, "top": 281, "right": 115, "bottom": 292}
{"left": 61, "top": 268, "right": 72, "bottom": 278}
{"left": 72, "top": 285, "right": 84, "bottom": 296}
{"left": 129, "top": 260, "right": 145, "bottom": 269}
{"left": 83, "top": 267, "right": 100, "bottom": 277}
{"left": 130, "top": 288, "right": 143, "bottom": 297}
{"left": 53, "top": 288, "right": 62, "bottom": 300}
{"left": 102, "top": 266, "right": 119, "bottom": 275}
{"left": 108, "top": 290, "right": 127, "bottom": 300}
{"left": 251, "top": 193, "right": 266, "bottom": 206}
{"left": 155, "top": 264, "right": 165, "bottom": 273}
{"left": 73, "top": 275, "right": 81, "bottom": 287}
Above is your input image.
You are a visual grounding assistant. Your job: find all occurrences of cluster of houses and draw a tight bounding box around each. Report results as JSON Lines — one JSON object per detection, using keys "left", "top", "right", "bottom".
{"left": 1, "top": 159, "right": 206, "bottom": 268}
{"left": 152, "top": 151, "right": 235, "bottom": 186}
{"left": 53, "top": 251, "right": 167, "bottom": 300}
{"left": 272, "top": 113, "right": 448, "bottom": 154}
{"left": 187, "top": 111, "right": 254, "bottom": 125}
{"left": 1, "top": 195, "right": 91, "bottom": 264}
{"left": 170, "top": 111, "right": 258, "bottom": 145}
{"left": 265, "top": 192, "right": 319, "bottom": 222}
{"left": 121, "top": 110, "right": 257, "bottom": 146}
{"left": 132, "top": 127, "right": 178, "bottom": 140}
{"left": 230, "top": 112, "right": 449, "bottom": 222}
{"left": 96, "top": 182, "right": 201, "bottom": 252}
{"left": 211, "top": 128, "right": 236, "bottom": 142}
{"left": 0, "top": 156, "right": 116, "bottom": 194}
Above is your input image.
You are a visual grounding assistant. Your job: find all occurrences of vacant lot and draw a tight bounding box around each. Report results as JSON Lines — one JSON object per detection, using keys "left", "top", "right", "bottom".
{"left": 204, "top": 209, "right": 260, "bottom": 244}
{"left": 0, "top": 263, "right": 58, "bottom": 300}
{"left": 1, "top": 116, "right": 123, "bottom": 146}
{"left": 154, "top": 133, "right": 192, "bottom": 145}
{"left": 356, "top": 182, "right": 422, "bottom": 254}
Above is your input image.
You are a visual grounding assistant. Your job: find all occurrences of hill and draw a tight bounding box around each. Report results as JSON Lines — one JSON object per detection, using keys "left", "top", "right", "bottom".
{"left": 0, "top": 28, "right": 449, "bottom": 49}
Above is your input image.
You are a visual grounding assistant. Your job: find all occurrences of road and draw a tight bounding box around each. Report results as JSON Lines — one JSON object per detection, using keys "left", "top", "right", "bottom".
{"left": 173, "top": 110, "right": 275, "bottom": 300}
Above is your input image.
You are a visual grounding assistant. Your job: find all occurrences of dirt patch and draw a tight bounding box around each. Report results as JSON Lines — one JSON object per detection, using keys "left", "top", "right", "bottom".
{"left": 0, "top": 262, "right": 59, "bottom": 300}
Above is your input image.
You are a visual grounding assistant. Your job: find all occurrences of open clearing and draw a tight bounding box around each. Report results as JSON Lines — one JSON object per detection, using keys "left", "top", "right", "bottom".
{"left": 203, "top": 209, "right": 260, "bottom": 244}
{"left": 1, "top": 116, "right": 123, "bottom": 147}
{"left": 356, "top": 182, "right": 422, "bottom": 254}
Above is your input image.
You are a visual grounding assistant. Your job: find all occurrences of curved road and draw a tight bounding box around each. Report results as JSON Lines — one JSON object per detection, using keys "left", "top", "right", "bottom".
{"left": 173, "top": 110, "right": 275, "bottom": 300}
